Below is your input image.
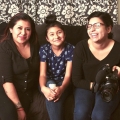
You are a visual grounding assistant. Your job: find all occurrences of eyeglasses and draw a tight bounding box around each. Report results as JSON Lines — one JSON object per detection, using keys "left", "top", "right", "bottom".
{"left": 86, "top": 22, "right": 104, "bottom": 30}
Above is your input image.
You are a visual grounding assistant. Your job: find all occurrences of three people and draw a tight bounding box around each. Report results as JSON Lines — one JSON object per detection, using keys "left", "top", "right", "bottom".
{"left": 72, "top": 11, "right": 120, "bottom": 120}
{"left": 0, "top": 13, "right": 40, "bottom": 120}
{"left": 0, "top": 11, "right": 120, "bottom": 120}
{"left": 39, "top": 14, "right": 75, "bottom": 120}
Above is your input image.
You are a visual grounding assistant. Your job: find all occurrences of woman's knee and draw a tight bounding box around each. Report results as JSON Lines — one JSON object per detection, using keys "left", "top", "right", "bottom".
{"left": 74, "top": 105, "right": 91, "bottom": 120}
{"left": 74, "top": 89, "right": 94, "bottom": 120}
{"left": 92, "top": 110, "right": 110, "bottom": 120}
{"left": 74, "top": 103, "right": 92, "bottom": 120}
{"left": 91, "top": 91, "right": 120, "bottom": 120}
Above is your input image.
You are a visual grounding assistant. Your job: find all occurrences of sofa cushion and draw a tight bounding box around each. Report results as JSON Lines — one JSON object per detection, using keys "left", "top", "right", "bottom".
{"left": 28, "top": 91, "right": 49, "bottom": 120}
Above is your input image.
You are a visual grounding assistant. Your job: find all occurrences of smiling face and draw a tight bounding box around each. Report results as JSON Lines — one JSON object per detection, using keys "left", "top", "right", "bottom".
{"left": 46, "top": 26, "right": 65, "bottom": 47}
{"left": 87, "top": 17, "right": 112, "bottom": 43}
{"left": 10, "top": 20, "right": 31, "bottom": 45}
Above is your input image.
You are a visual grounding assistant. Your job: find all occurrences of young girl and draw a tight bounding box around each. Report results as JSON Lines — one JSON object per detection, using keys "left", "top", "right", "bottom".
{"left": 39, "top": 14, "right": 75, "bottom": 120}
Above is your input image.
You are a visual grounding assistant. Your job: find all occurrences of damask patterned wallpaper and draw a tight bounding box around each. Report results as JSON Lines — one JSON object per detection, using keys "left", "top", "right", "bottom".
{"left": 0, "top": 0, "right": 118, "bottom": 26}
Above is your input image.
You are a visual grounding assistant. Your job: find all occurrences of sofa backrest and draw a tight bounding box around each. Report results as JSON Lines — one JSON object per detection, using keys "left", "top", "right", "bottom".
{"left": 35, "top": 24, "right": 89, "bottom": 46}
{"left": 0, "top": 22, "right": 120, "bottom": 46}
{"left": 112, "top": 25, "right": 120, "bottom": 43}
{"left": 0, "top": 22, "right": 7, "bottom": 39}
{"left": 36, "top": 24, "right": 120, "bottom": 46}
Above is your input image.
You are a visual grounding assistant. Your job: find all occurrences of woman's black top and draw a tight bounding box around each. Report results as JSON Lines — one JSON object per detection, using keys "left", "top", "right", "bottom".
{"left": 0, "top": 38, "right": 40, "bottom": 101}
{"left": 72, "top": 39, "right": 120, "bottom": 90}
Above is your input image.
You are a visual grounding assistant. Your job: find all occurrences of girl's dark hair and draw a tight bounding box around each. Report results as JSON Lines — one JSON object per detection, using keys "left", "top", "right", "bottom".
{"left": 1, "top": 12, "right": 38, "bottom": 44}
{"left": 45, "top": 14, "right": 65, "bottom": 36}
{"left": 87, "top": 11, "right": 113, "bottom": 39}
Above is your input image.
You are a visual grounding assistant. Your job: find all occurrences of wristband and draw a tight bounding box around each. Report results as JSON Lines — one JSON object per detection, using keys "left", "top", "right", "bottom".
{"left": 17, "top": 107, "right": 24, "bottom": 111}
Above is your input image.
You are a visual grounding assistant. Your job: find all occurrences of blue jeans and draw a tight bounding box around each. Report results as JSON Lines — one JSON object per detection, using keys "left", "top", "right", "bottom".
{"left": 74, "top": 88, "right": 120, "bottom": 120}
{"left": 46, "top": 80, "right": 71, "bottom": 120}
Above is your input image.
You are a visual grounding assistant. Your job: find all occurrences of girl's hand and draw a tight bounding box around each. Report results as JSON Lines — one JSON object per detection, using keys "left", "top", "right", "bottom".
{"left": 112, "top": 66, "right": 120, "bottom": 77}
{"left": 17, "top": 108, "right": 26, "bottom": 120}
{"left": 53, "top": 86, "right": 64, "bottom": 102}
{"left": 41, "top": 86, "right": 56, "bottom": 101}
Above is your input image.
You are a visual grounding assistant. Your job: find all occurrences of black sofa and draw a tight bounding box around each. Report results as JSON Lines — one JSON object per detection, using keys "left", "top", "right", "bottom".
{"left": 0, "top": 22, "right": 120, "bottom": 120}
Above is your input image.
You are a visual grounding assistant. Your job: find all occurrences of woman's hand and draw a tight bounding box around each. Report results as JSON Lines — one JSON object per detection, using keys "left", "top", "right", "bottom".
{"left": 17, "top": 108, "right": 26, "bottom": 120}
{"left": 90, "top": 82, "right": 94, "bottom": 90}
{"left": 41, "top": 86, "right": 56, "bottom": 101}
{"left": 112, "top": 66, "right": 120, "bottom": 77}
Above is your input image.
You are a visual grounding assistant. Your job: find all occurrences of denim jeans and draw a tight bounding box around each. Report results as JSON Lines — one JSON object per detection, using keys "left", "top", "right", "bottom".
{"left": 46, "top": 80, "right": 71, "bottom": 120}
{"left": 74, "top": 88, "right": 120, "bottom": 120}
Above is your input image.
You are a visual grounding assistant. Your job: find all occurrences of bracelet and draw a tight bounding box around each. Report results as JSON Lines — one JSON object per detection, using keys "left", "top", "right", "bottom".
{"left": 17, "top": 107, "right": 24, "bottom": 111}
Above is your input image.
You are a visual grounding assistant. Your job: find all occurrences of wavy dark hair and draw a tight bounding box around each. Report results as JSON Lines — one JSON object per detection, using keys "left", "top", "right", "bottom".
{"left": 0, "top": 12, "right": 38, "bottom": 44}
{"left": 44, "top": 14, "right": 65, "bottom": 37}
{"left": 87, "top": 11, "right": 113, "bottom": 39}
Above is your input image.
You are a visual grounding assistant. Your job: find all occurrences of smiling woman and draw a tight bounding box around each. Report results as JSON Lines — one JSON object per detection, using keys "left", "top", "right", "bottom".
{"left": 0, "top": 12, "right": 40, "bottom": 120}
{"left": 9, "top": 20, "right": 31, "bottom": 43}
{"left": 72, "top": 11, "right": 120, "bottom": 120}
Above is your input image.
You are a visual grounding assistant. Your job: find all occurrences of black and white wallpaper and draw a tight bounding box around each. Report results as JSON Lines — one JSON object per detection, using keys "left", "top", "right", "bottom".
{"left": 0, "top": 0, "right": 118, "bottom": 26}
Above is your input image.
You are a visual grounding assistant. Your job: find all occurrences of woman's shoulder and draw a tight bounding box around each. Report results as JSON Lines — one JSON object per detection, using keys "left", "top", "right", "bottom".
{"left": 0, "top": 40, "right": 10, "bottom": 50}
{"left": 76, "top": 39, "right": 87, "bottom": 44}
{"left": 0, "top": 40, "right": 13, "bottom": 56}
{"left": 114, "top": 40, "right": 120, "bottom": 45}
{"left": 75, "top": 39, "right": 88, "bottom": 48}
{"left": 114, "top": 40, "right": 120, "bottom": 49}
